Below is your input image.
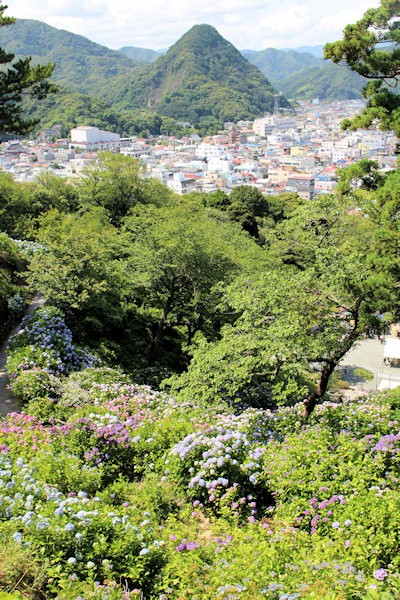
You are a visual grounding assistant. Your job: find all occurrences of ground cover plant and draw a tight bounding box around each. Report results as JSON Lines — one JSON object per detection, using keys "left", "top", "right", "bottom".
{"left": 0, "top": 303, "right": 399, "bottom": 599}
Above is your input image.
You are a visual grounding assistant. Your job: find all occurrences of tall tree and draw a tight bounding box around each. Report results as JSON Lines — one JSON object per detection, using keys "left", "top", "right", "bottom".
{"left": 0, "top": 4, "right": 55, "bottom": 135}
{"left": 76, "top": 153, "right": 170, "bottom": 225}
{"left": 324, "top": 0, "right": 400, "bottom": 135}
{"left": 123, "top": 202, "right": 262, "bottom": 364}
{"left": 171, "top": 195, "right": 392, "bottom": 417}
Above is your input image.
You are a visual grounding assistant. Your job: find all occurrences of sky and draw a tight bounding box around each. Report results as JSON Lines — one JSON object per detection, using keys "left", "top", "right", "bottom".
{"left": 7, "top": 0, "right": 380, "bottom": 52}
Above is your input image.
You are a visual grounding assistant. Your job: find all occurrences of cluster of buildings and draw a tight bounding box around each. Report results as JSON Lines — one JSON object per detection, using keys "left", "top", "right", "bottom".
{"left": 0, "top": 100, "right": 398, "bottom": 200}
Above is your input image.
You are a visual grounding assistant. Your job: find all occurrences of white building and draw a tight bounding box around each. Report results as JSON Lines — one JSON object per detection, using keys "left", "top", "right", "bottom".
{"left": 253, "top": 116, "right": 297, "bottom": 137}
{"left": 69, "top": 126, "right": 121, "bottom": 150}
{"left": 167, "top": 172, "right": 199, "bottom": 195}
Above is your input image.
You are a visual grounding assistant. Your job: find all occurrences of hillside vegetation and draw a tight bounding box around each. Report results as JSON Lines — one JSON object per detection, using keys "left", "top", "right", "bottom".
{"left": 108, "top": 24, "right": 283, "bottom": 124}
{"left": 0, "top": 20, "right": 281, "bottom": 132}
{"left": 0, "top": 152, "right": 399, "bottom": 598}
{"left": 243, "top": 48, "right": 365, "bottom": 100}
{"left": 0, "top": 19, "right": 142, "bottom": 99}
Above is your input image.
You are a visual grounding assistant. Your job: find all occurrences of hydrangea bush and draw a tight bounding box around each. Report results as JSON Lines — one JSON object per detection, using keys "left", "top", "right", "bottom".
{"left": 6, "top": 306, "right": 99, "bottom": 379}
{"left": 1, "top": 355, "right": 400, "bottom": 598}
{"left": 0, "top": 455, "right": 165, "bottom": 597}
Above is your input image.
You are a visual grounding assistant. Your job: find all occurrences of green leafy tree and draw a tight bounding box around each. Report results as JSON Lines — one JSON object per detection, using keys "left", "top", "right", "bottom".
{"left": 0, "top": 233, "right": 27, "bottom": 334}
{"left": 0, "top": 4, "right": 55, "bottom": 135}
{"left": 123, "top": 202, "right": 263, "bottom": 365}
{"left": 77, "top": 153, "right": 147, "bottom": 225}
{"left": 359, "top": 169, "right": 400, "bottom": 303}
{"left": 0, "top": 172, "right": 79, "bottom": 238}
{"left": 226, "top": 186, "right": 270, "bottom": 239}
{"left": 77, "top": 153, "right": 172, "bottom": 225}
{"left": 27, "top": 208, "right": 132, "bottom": 339}
{"left": 0, "top": 172, "right": 31, "bottom": 236}
{"left": 335, "top": 159, "right": 386, "bottom": 197}
{"left": 171, "top": 195, "right": 393, "bottom": 417}
{"left": 324, "top": 0, "right": 400, "bottom": 135}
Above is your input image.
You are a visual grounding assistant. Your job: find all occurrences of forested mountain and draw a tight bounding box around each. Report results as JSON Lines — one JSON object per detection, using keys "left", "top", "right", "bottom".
{"left": 242, "top": 48, "right": 321, "bottom": 81}
{"left": 242, "top": 47, "right": 365, "bottom": 100}
{"left": 0, "top": 19, "right": 142, "bottom": 100}
{"left": 0, "top": 20, "right": 283, "bottom": 129}
{"left": 119, "top": 46, "right": 162, "bottom": 63}
{"left": 110, "top": 24, "right": 284, "bottom": 124}
{"left": 120, "top": 42, "right": 366, "bottom": 101}
{"left": 277, "top": 62, "right": 365, "bottom": 100}
{"left": 21, "top": 87, "right": 164, "bottom": 138}
{"left": 0, "top": 18, "right": 365, "bottom": 131}
{"left": 283, "top": 44, "right": 324, "bottom": 57}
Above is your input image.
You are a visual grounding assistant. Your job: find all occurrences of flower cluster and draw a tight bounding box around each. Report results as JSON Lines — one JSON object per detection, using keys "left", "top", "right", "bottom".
{"left": 168, "top": 412, "right": 274, "bottom": 511}
{"left": 9, "top": 238, "right": 47, "bottom": 257}
{"left": 6, "top": 306, "right": 99, "bottom": 377}
{"left": 0, "top": 455, "right": 163, "bottom": 587}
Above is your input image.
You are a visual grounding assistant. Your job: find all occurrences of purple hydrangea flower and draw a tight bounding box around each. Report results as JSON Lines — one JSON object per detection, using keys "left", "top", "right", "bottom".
{"left": 373, "top": 568, "right": 388, "bottom": 581}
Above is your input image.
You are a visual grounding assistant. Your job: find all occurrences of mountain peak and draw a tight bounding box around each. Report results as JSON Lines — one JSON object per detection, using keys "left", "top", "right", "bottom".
{"left": 112, "top": 24, "right": 287, "bottom": 123}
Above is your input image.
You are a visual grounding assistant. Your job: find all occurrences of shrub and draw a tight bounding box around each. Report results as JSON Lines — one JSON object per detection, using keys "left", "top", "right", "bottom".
{"left": 0, "top": 455, "right": 165, "bottom": 597}
{"left": 10, "top": 369, "right": 63, "bottom": 404}
{"left": 6, "top": 306, "right": 99, "bottom": 378}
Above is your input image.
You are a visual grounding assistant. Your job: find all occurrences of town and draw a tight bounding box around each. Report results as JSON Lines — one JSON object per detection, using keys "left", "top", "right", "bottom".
{"left": 1, "top": 99, "right": 398, "bottom": 200}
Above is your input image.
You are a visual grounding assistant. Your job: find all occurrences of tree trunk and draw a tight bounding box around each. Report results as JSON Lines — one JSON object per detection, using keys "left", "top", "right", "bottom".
{"left": 302, "top": 360, "right": 336, "bottom": 420}
{"left": 149, "top": 294, "right": 174, "bottom": 362}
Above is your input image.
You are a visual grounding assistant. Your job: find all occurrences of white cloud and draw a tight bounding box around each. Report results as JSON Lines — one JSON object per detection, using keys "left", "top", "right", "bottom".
{"left": 6, "top": 0, "right": 382, "bottom": 50}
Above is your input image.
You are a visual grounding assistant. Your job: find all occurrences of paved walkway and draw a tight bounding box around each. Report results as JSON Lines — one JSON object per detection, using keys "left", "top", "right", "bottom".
{"left": 339, "top": 334, "right": 400, "bottom": 392}
{"left": 0, "top": 294, "right": 45, "bottom": 417}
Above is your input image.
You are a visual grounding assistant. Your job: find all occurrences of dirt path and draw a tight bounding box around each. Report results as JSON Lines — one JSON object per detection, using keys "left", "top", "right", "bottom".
{"left": 0, "top": 294, "right": 45, "bottom": 417}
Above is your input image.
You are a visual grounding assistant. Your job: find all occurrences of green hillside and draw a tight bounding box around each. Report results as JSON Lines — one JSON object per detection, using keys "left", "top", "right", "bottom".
{"left": 110, "top": 24, "right": 284, "bottom": 124}
{"left": 0, "top": 18, "right": 142, "bottom": 99}
{"left": 119, "top": 46, "right": 162, "bottom": 63}
{"left": 243, "top": 47, "right": 365, "bottom": 100}
{"left": 277, "top": 62, "right": 365, "bottom": 100}
{"left": 242, "top": 48, "right": 321, "bottom": 81}
{"left": 22, "top": 87, "right": 163, "bottom": 138}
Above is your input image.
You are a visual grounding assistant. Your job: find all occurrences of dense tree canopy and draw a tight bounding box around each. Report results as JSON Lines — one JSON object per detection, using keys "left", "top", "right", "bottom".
{"left": 170, "top": 192, "right": 393, "bottom": 417}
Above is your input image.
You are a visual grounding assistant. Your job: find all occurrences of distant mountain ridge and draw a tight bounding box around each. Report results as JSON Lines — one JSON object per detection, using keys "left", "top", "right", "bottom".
{"left": 118, "top": 46, "right": 162, "bottom": 64}
{"left": 119, "top": 42, "right": 365, "bottom": 102}
{"left": 0, "top": 19, "right": 364, "bottom": 135}
{"left": 241, "top": 48, "right": 322, "bottom": 82}
{"left": 111, "top": 24, "right": 284, "bottom": 123}
{"left": 0, "top": 19, "right": 142, "bottom": 100}
{"left": 241, "top": 47, "right": 365, "bottom": 100}
{"left": 282, "top": 44, "right": 324, "bottom": 58}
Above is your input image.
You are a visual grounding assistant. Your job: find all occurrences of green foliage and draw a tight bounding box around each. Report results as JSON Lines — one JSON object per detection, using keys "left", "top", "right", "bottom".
{"left": 171, "top": 192, "right": 395, "bottom": 416}
{"left": 0, "top": 233, "right": 27, "bottom": 336}
{"left": 111, "top": 24, "right": 285, "bottom": 124}
{"left": 119, "top": 46, "right": 162, "bottom": 63}
{"left": 353, "top": 367, "right": 374, "bottom": 382}
{"left": 278, "top": 62, "right": 365, "bottom": 101}
{"left": 0, "top": 542, "right": 46, "bottom": 598}
{"left": 336, "top": 158, "right": 386, "bottom": 196}
{"left": 23, "top": 86, "right": 164, "bottom": 138}
{"left": 77, "top": 152, "right": 161, "bottom": 225}
{"left": 0, "top": 7, "right": 55, "bottom": 135}
{"left": 10, "top": 369, "right": 63, "bottom": 405}
{"left": 27, "top": 209, "right": 130, "bottom": 324}
{"left": 123, "top": 201, "right": 262, "bottom": 364}
{"left": 242, "top": 47, "right": 321, "bottom": 83}
{"left": 227, "top": 185, "right": 270, "bottom": 238}
{"left": 0, "top": 17, "right": 141, "bottom": 101}
{"left": 0, "top": 171, "right": 78, "bottom": 238}
{"left": 324, "top": 0, "right": 400, "bottom": 134}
